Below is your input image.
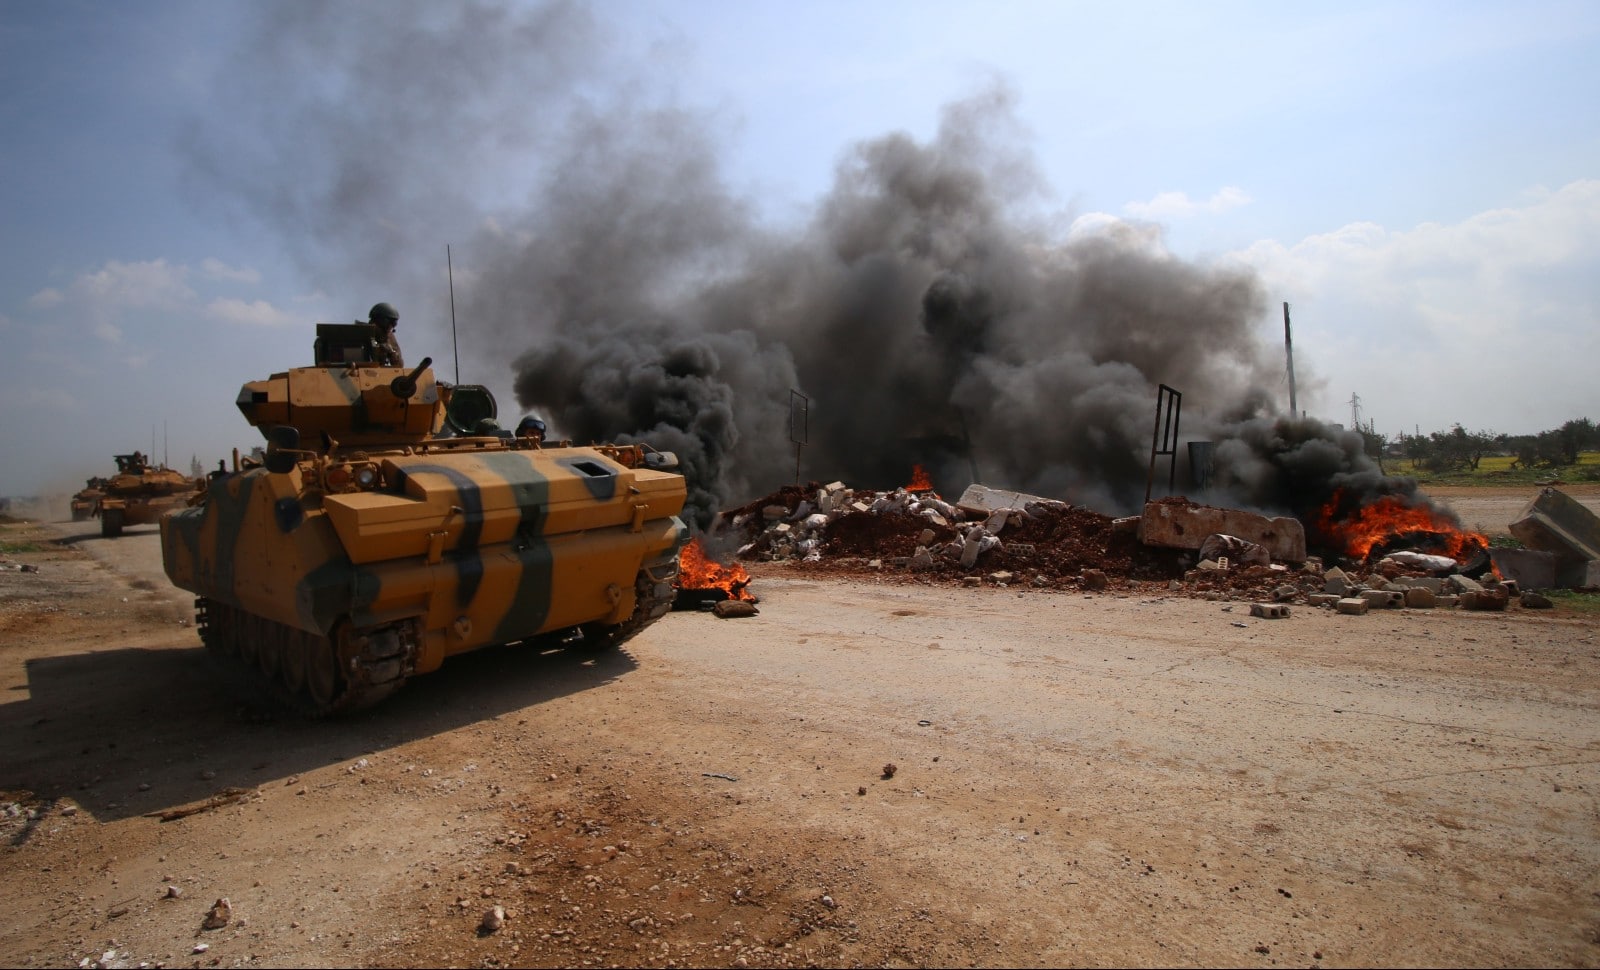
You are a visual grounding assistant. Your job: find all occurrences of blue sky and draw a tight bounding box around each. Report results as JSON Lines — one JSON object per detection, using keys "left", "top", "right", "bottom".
{"left": 2, "top": 0, "right": 1596, "bottom": 499}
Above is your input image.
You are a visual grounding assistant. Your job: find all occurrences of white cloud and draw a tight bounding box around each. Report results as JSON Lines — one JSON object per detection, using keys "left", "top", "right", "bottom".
{"left": 71, "top": 258, "right": 195, "bottom": 309}
{"left": 1124, "top": 186, "right": 1252, "bottom": 220}
{"left": 200, "top": 258, "right": 262, "bottom": 284}
{"left": 205, "top": 298, "right": 301, "bottom": 327}
{"left": 93, "top": 322, "right": 123, "bottom": 343}
{"left": 1227, "top": 179, "right": 1600, "bottom": 434}
{"left": 29, "top": 288, "right": 64, "bottom": 308}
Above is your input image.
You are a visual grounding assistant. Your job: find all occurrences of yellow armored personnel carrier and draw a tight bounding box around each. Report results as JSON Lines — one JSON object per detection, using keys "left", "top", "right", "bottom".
{"left": 161, "top": 323, "right": 689, "bottom": 715}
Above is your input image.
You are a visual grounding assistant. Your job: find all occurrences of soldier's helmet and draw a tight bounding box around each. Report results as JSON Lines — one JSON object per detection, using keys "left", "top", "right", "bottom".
{"left": 516, "top": 416, "right": 547, "bottom": 437}
{"left": 368, "top": 302, "right": 399, "bottom": 325}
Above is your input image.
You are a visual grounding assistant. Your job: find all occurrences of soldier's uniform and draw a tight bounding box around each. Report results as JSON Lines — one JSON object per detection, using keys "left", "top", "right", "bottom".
{"left": 367, "top": 302, "right": 404, "bottom": 367}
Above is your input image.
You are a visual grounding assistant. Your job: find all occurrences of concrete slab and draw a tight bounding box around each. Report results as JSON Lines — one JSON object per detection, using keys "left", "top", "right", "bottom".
{"left": 1138, "top": 502, "right": 1306, "bottom": 563}
{"left": 1508, "top": 487, "right": 1600, "bottom": 563}
{"left": 956, "top": 484, "right": 1059, "bottom": 516}
{"left": 1484, "top": 553, "right": 1548, "bottom": 592}
{"left": 1557, "top": 559, "right": 1600, "bottom": 589}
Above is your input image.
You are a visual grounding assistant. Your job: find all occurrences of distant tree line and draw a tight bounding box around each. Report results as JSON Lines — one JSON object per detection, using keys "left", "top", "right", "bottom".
{"left": 1373, "top": 417, "right": 1598, "bottom": 472}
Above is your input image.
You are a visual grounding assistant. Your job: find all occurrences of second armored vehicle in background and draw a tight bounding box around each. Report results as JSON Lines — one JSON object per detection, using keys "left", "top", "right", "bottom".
{"left": 94, "top": 453, "right": 201, "bottom": 537}
{"left": 70, "top": 476, "right": 109, "bottom": 521}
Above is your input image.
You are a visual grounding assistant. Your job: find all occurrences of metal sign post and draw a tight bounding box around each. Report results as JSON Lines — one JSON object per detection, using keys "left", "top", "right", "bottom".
{"left": 1145, "top": 384, "right": 1182, "bottom": 504}
{"left": 789, "top": 389, "right": 810, "bottom": 484}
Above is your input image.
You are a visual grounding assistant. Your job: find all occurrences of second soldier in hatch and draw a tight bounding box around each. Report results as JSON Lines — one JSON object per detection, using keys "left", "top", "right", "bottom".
{"left": 366, "top": 302, "right": 404, "bottom": 367}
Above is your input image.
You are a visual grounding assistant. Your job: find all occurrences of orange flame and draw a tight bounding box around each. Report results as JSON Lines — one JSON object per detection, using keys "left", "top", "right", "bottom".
{"left": 906, "top": 464, "right": 934, "bottom": 493}
{"left": 1317, "top": 489, "right": 1488, "bottom": 561}
{"left": 677, "top": 538, "right": 756, "bottom": 600}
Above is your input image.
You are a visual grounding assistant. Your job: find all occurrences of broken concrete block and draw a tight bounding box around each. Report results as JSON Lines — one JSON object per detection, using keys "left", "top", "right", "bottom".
{"left": 1249, "top": 603, "right": 1290, "bottom": 618}
{"left": 1459, "top": 588, "right": 1509, "bottom": 611}
{"left": 1520, "top": 591, "right": 1554, "bottom": 608}
{"left": 1445, "top": 574, "right": 1484, "bottom": 594}
{"left": 1080, "top": 569, "right": 1109, "bottom": 591}
{"left": 1403, "top": 587, "right": 1436, "bottom": 609}
{"left": 1360, "top": 589, "right": 1404, "bottom": 609}
{"left": 1198, "top": 533, "right": 1272, "bottom": 568}
{"left": 1336, "top": 597, "right": 1369, "bottom": 615}
{"left": 956, "top": 484, "right": 1057, "bottom": 516}
{"left": 1138, "top": 502, "right": 1306, "bottom": 563}
{"left": 1324, "top": 574, "right": 1350, "bottom": 596}
{"left": 1556, "top": 559, "right": 1600, "bottom": 589}
{"left": 983, "top": 509, "right": 1012, "bottom": 533}
{"left": 1390, "top": 576, "right": 1445, "bottom": 593}
{"left": 1308, "top": 593, "right": 1340, "bottom": 607}
{"left": 1272, "top": 584, "right": 1299, "bottom": 602}
{"left": 1487, "top": 548, "right": 1554, "bottom": 589}
{"left": 1509, "top": 488, "right": 1600, "bottom": 564}
{"left": 1436, "top": 594, "right": 1460, "bottom": 608}
{"left": 1111, "top": 515, "right": 1141, "bottom": 534}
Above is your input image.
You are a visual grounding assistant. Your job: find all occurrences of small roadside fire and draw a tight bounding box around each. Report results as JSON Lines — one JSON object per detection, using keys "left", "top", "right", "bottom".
{"left": 1316, "top": 488, "right": 1488, "bottom": 562}
{"left": 905, "top": 464, "right": 935, "bottom": 494}
{"left": 675, "top": 537, "right": 756, "bottom": 604}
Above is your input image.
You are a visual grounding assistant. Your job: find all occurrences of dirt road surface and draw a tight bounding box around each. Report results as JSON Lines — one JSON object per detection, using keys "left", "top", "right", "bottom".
{"left": 2, "top": 497, "right": 1599, "bottom": 969}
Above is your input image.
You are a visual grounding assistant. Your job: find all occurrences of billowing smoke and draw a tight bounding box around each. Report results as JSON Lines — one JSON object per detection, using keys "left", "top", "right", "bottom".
{"left": 189, "top": 1, "right": 1445, "bottom": 535}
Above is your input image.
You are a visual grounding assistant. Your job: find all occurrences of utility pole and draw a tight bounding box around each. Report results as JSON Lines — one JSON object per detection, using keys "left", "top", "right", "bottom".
{"left": 1347, "top": 392, "right": 1362, "bottom": 430}
{"left": 1283, "top": 302, "right": 1297, "bottom": 417}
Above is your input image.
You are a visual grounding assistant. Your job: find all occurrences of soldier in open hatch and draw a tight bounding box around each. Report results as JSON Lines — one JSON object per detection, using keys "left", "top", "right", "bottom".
{"left": 515, "top": 416, "right": 547, "bottom": 446}
{"left": 366, "top": 302, "right": 403, "bottom": 367}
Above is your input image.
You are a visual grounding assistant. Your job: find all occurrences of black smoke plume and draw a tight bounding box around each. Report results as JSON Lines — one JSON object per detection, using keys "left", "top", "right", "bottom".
{"left": 188, "top": 1, "right": 1453, "bottom": 535}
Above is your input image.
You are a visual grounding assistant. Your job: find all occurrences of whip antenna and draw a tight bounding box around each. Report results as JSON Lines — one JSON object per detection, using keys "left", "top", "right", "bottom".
{"left": 447, "top": 244, "right": 460, "bottom": 384}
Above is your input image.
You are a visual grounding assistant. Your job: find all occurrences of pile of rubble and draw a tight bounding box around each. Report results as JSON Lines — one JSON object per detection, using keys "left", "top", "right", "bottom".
{"left": 711, "top": 480, "right": 1576, "bottom": 612}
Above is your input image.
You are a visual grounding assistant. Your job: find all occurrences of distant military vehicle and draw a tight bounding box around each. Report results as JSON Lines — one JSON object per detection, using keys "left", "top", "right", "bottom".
{"left": 94, "top": 453, "right": 201, "bottom": 537}
{"left": 70, "top": 476, "right": 109, "bottom": 521}
{"left": 161, "top": 323, "right": 689, "bottom": 715}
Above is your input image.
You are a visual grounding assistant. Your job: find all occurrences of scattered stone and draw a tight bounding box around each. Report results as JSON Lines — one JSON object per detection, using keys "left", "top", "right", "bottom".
{"left": 1520, "top": 591, "right": 1554, "bottom": 609}
{"left": 1080, "top": 569, "right": 1108, "bottom": 591}
{"left": 1460, "top": 588, "right": 1510, "bottom": 611}
{"left": 479, "top": 905, "right": 506, "bottom": 934}
{"left": 1249, "top": 603, "right": 1290, "bottom": 619}
{"left": 1336, "top": 598, "right": 1369, "bottom": 616}
{"left": 712, "top": 599, "right": 758, "bottom": 618}
{"left": 881, "top": 763, "right": 897, "bottom": 779}
{"left": 1271, "top": 584, "right": 1299, "bottom": 602}
{"left": 201, "top": 897, "right": 232, "bottom": 930}
{"left": 165, "top": 885, "right": 183, "bottom": 899}
{"left": 1308, "top": 593, "right": 1340, "bottom": 607}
